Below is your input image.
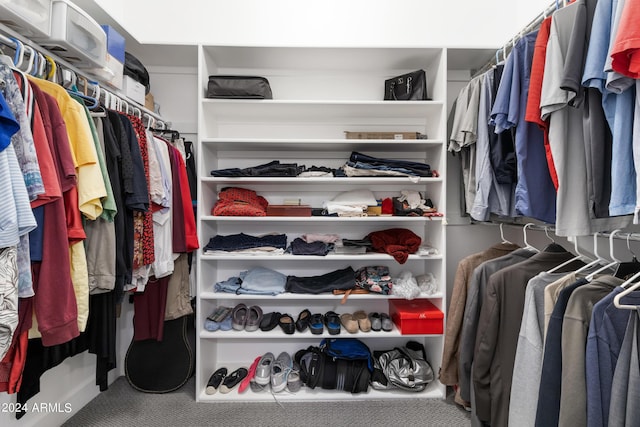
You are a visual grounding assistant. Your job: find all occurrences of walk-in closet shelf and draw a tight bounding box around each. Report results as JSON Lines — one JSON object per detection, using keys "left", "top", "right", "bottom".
{"left": 196, "top": 45, "right": 448, "bottom": 401}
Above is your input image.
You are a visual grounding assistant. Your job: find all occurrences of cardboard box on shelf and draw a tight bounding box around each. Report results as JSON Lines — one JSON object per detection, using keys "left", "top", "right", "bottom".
{"left": 266, "top": 205, "right": 312, "bottom": 217}
{"left": 145, "top": 92, "right": 155, "bottom": 112}
{"left": 344, "top": 131, "right": 423, "bottom": 140}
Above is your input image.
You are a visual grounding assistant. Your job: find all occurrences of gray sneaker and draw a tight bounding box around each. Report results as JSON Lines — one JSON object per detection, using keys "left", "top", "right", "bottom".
{"left": 287, "top": 361, "right": 302, "bottom": 392}
{"left": 254, "top": 352, "right": 275, "bottom": 386}
{"left": 271, "top": 352, "right": 292, "bottom": 393}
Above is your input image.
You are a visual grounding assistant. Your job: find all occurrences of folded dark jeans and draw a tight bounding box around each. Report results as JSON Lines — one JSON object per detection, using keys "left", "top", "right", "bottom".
{"left": 211, "top": 160, "right": 302, "bottom": 177}
{"left": 349, "top": 152, "right": 431, "bottom": 175}
{"left": 204, "top": 232, "right": 287, "bottom": 251}
{"left": 285, "top": 267, "right": 356, "bottom": 294}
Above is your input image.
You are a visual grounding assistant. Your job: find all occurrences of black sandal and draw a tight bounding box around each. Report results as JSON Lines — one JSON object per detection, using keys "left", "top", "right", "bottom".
{"left": 324, "top": 311, "right": 341, "bottom": 335}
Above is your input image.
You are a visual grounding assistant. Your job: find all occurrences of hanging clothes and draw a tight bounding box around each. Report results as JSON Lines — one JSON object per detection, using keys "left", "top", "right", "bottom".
{"left": 491, "top": 30, "right": 557, "bottom": 224}
{"left": 586, "top": 286, "right": 640, "bottom": 427}
{"left": 473, "top": 248, "right": 582, "bottom": 427}
{"left": 440, "top": 242, "right": 520, "bottom": 406}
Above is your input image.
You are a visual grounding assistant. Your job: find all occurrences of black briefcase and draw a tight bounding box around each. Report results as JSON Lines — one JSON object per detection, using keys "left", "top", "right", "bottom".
{"left": 384, "top": 70, "right": 428, "bottom": 101}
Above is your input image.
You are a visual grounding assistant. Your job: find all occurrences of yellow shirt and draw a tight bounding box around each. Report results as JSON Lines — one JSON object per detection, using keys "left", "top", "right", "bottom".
{"left": 28, "top": 77, "right": 106, "bottom": 219}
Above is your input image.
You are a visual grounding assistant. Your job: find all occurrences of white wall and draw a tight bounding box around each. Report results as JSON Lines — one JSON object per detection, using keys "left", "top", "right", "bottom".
{"left": 95, "top": 0, "right": 552, "bottom": 48}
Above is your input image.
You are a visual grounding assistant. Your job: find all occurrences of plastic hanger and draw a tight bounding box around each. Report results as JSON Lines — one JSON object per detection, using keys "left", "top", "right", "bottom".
{"left": 10, "top": 37, "right": 23, "bottom": 69}
{"left": 44, "top": 55, "right": 56, "bottom": 81}
{"left": 20, "top": 45, "right": 35, "bottom": 74}
{"left": 546, "top": 235, "right": 591, "bottom": 273}
{"left": 571, "top": 232, "right": 609, "bottom": 275}
{"left": 499, "top": 223, "right": 513, "bottom": 245}
{"left": 523, "top": 223, "right": 539, "bottom": 252}
{"left": 613, "top": 268, "right": 640, "bottom": 309}
{"left": 585, "top": 229, "right": 621, "bottom": 281}
{"left": 542, "top": 226, "right": 567, "bottom": 252}
{"left": 613, "top": 233, "right": 640, "bottom": 279}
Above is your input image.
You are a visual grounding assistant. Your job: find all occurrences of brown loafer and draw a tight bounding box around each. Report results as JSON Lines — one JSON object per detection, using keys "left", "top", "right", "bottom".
{"left": 340, "top": 313, "right": 359, "bottom": 334}
{"left": 353, "top": 310, "right": 371, "bottom": 332}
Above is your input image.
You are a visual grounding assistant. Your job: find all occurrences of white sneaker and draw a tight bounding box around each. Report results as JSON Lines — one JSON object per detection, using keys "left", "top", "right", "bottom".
{"left": 271, "top": 352, "right": 292, "bottom": 393}
{"left": 254, "top": 352, "right": 275, "bottom": 386}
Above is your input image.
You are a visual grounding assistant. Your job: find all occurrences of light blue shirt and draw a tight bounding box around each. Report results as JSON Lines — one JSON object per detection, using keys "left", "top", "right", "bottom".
{"left": 582, "top": 0, "right": 636, "bottom": 216}
{"left": 491, "top": 31, "right": 557, "bottom": 224}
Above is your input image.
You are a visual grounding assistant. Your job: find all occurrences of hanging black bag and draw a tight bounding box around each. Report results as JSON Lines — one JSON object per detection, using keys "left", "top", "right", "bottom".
{"left": 384, "top": 69, "right": 428, "bottom": 101}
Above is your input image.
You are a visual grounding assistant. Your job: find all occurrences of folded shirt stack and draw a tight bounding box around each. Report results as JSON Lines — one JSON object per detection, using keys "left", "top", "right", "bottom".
{"left": 204, "top": 232, "right": 287, "bottom": 255}
{"left": 322, "top": 189, "right": 378, "bottom": 217}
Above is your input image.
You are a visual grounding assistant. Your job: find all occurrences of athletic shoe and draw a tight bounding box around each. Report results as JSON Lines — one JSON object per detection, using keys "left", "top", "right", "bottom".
{"left": 254, "top": 352, "right": 275, "bottom": 386}
{"left": 271, "top": 352, "right": 293, "bottom": 393}
{"left": 287, "top": 361, "right": 302, "bottom": 392}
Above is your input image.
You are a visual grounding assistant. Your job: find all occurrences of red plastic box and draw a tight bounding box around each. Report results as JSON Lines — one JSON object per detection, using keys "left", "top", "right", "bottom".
{"left": 389, "top": 299, "right": 444, "bottom": 335}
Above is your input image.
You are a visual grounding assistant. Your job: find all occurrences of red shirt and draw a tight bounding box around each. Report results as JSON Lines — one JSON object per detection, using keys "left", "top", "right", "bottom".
{"left": 524, "top": 16, "right": 559, "bottom": 190}
{"left": 610, "top": 0, "right": 640, "bottom": 78}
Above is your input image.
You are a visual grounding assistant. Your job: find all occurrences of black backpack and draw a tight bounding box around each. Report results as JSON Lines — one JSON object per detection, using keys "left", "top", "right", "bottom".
{"left": 294, "top": 338, "right": 372, "bottom": 394}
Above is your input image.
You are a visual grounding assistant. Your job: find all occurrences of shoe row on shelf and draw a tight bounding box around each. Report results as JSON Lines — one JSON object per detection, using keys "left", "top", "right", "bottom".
{"left": 205, "top": 352, "right": 301, "bottom": 395}
{"left": 204, "top": 304, "right": 394, "bottom": 334}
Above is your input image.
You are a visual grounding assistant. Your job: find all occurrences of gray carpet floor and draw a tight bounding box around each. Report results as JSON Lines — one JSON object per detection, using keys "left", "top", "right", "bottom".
{"left": 63, "top": 376, "right": 471, "bottom": 427}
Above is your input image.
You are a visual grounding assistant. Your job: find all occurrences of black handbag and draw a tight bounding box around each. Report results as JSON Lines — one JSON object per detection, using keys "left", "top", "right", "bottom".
{"left": 384, "top": 70, "right": 428, "bottom": 101}
{"left": 207, "top": 75, "right": 273, "bottom": 99}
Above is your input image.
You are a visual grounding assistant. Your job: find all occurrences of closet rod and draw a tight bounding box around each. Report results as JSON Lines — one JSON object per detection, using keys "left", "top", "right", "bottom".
{"left": 472, "top": 220, "right": 640, "bottom": 243}
{"left": 471, "top": 0, "right": 567, "bottom": 78}
{"left": 0, "top": 22, "right": 170, "bottom": 129}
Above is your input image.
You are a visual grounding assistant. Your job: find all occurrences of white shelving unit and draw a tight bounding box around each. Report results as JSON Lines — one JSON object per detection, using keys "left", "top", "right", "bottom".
{"left": 196, "top": 45, "right": 447, "bottom": 402}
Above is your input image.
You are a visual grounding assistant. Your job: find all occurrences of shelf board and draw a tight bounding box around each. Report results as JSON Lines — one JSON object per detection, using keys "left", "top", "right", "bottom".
{"left": 200, "top": 215, "right": 443, "bottom": 223}
{"left": 199, "top": 327, "right": 442, "bottom": 340}
{"left": 201, "top": 138, "right": 443, "bottom": 152}
{"left": 199, "top": 253, "right": 443, "bottom": 261}
{"left": 201, "top": 46, "right": 444, "bottom": 72}
{"left": 199, "top": 292, "right": 444, "bottom": 300}
{"left": 202, "top": 99, "right": 443, "bottom": 121}
{"left": 196, "top": 381, "right": 444, "bottom": 402}
{"left": 201, "top": 176, "right": 442, "bottom": 184}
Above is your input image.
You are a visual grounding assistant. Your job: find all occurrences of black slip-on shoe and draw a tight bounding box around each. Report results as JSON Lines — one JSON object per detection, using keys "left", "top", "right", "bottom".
{"left": 324, "top": 311, "right": 341, "bottom": 335}
{"left": 259, "top": 312, "right": 281, "bottom": 332}
{"left": 205, "top": 367, "right": 228, "bottom": 395}
{"left": 219, "top": 367, "right": 248, "bottom": 394}
{"left": 309, "top": 313, "right": 324, "bottom": 334}
{"left": 279, "top": 313, "right": 296, "bottom": 334}
{"left": 295, "top": 309, "right": 311, "bottom": 333}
